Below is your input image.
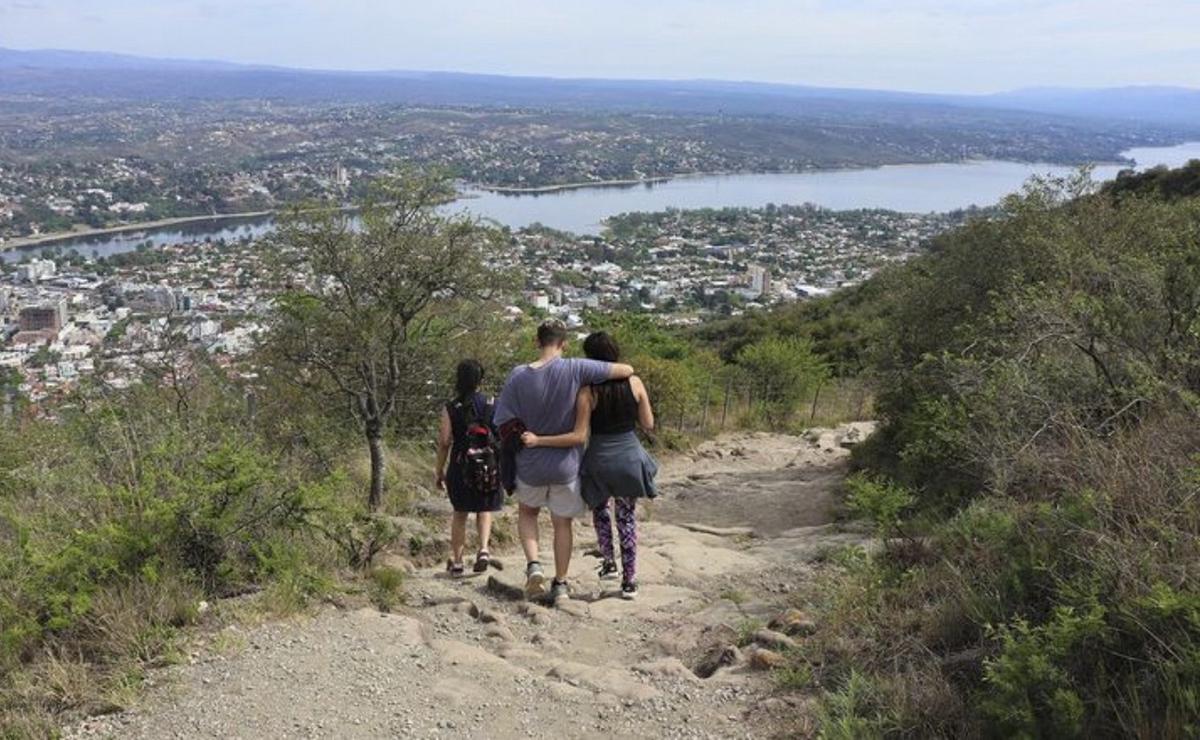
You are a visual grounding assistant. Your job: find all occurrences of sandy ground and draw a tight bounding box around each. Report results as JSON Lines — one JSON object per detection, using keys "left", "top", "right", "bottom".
{"left": 65, "top": 424, "right": 874, "bottom": 740}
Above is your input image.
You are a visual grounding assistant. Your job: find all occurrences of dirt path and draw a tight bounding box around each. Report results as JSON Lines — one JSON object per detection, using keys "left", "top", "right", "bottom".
{"left": 66, "top": 425, "right": 873, "bottom": 740}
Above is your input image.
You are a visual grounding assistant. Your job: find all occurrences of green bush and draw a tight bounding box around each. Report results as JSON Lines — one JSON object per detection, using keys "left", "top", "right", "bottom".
{"left": 817, "top": 670, "right": 895, "bottom": 740}
{"left": 368, "top": 566, "right": 407, "bottom": 612}
{"left": 844, "top": 474, "right": 914, "bottom": 539}
{"left": 0, "top": 363, "right": 361, "bottom": 733}
{"left": 981, "top": 607, "right": 1103, "bottom": 739}
{"left": 804, "top": 170, "right": 1200, "bottom": 738}
{"left": 736, "top": 335, "right": 829, "bottom": 426}
{"left": 774, "top": 663, "right": 814, "bottom": 691}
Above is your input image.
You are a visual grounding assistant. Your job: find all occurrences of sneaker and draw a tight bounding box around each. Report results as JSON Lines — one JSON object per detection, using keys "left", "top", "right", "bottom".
{"left": 597, "top": 559, "right": 619, "bottom": 581}
{"left": 621, "top": 581, "right": 639, "bottom": 600}
{"left": 447, "top": 560, "right": 465, "bottom": 579}
{"left": 473, "top": 550, "right": 491, "bottom": 573}
{"left": 524, "top": 561, "right": 547, "bottom": 599}
{"left": 550, "top": 579, "right": 571, "bottom": 604}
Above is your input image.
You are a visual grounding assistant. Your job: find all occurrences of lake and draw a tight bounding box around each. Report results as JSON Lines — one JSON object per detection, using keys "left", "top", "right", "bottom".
{"left": 9, "top": 141, "right": 1199, "bottom": 262}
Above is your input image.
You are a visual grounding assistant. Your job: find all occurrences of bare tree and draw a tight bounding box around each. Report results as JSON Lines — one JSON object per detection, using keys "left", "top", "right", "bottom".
{"left": 267, "top": 170, "right": 497, "bottom": 510}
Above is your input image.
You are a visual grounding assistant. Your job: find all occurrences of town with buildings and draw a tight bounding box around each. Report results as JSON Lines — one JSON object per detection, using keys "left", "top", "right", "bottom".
{"left": 0, "top": 237, "right": 280, "bottom": 407}
{"left": 508, "top": 204, "right": 969, "bottom": 325}
{"left": 0, "top": 201, "right": 966, "bottom": 408}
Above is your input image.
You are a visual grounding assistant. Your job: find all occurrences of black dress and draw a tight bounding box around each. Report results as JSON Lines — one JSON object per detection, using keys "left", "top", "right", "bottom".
{"left": 579, "top": 380, "right": 658, "bottom": 509}
{"left": 445, "top": 393, "right": 504, "bottom": 513}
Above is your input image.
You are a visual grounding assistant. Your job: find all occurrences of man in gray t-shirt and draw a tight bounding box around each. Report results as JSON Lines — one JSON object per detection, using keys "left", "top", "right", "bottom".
{"left": 494, "top": 319, "right": 633, "bottom": 602}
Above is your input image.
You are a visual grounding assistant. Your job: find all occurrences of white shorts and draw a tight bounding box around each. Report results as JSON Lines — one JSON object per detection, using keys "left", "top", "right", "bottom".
{"left": 515, "top": 479, "right": 586, "bottom": 519}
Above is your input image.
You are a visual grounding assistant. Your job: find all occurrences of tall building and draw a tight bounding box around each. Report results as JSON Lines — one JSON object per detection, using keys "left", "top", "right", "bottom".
{"left": 146, "top": 286, "right": 178, "bottom": 311}
{"left": 748, "top": 265, "right": 771, "bottom": 297}
{"left": 19, "top": 300, "right": 66, "bottom": 333}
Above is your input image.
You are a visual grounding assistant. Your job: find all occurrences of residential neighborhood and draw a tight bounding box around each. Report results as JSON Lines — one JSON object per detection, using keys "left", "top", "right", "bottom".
{"left": 0, "top": 236, "right": 278, "bottom": 407}
{"left": 0, "top": 200, "right": 966, "bottom": 409}
{"left": 507, "top": 204, "right": 969, "bottom": 325}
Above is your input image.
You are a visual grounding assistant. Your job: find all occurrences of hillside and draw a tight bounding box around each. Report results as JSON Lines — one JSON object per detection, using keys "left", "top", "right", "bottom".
{"left": 748, "top": 166, "right": 1200, "bottom": 737}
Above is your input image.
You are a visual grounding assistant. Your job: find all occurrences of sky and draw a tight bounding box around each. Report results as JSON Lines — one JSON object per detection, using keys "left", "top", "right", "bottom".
{"left": 0, "top": 0, "right": 1197, "bottom": 93}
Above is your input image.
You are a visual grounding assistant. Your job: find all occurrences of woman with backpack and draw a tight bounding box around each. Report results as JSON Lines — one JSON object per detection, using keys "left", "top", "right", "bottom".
{"left": 520, "top": 332, "right": 657, "bottom": 599}
{"left": 435, "top": 359, "right": 503, "bottom": 578}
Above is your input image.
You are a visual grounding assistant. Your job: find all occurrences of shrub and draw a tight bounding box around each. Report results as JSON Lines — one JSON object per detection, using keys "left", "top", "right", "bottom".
{"left": 0, "top": 364, "right": 361, "bottom": 734}
{"left": 774, "top": 663, "right": 814, "bottom": 691}
{"left": 736, "top": 335, "right": 830, "bottom": 426}
{"left": 368, "top": 566, "right": 406, "bottom": 612}
{"left": 981, "top": 607, "right": 1103, "bottom": 739}
{"left": 631, "top": 354, "right": 697, "bottom": 430}
{"left": 844, "top": 474, "right": 914, "bottom": 540}
{"left": 817, "top": 670, "right": 895, "bottom": 740}
{"left": 735, "top": 618, "right": 766, "bottom": 647}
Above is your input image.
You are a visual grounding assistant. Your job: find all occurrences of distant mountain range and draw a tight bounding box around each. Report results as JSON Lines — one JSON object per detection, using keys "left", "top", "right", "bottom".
{"left": 2, "top": 47, "right": 1198, "bottom": 128}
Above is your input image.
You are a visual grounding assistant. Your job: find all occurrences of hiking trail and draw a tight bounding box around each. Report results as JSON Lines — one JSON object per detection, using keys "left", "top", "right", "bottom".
{"left": 66, "top": 425, "right": 874, "bottom": 740}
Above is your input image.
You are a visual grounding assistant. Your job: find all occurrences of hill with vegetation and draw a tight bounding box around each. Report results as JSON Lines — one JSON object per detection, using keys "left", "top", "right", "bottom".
{"left": 712, "top": 167, "right": 1200, "bottom": 737}
{"left": 2, "top": 162, "right": 1199, "bottom": 737}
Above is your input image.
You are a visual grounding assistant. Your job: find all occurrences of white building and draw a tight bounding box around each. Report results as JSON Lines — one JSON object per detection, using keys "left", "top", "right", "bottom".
{"left": 188, "top": 320, "right": 222, "bottom": 341}
{"left": 15, "top": 258, "right": 56, "bottom": 283}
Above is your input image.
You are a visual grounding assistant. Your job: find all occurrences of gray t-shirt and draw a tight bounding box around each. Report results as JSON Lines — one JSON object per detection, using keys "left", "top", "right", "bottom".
{"left": 494, "top": 357, "right": 612, "bottom": 486}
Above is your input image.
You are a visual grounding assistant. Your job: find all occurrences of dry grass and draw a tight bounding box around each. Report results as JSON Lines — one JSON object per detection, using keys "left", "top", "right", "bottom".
{"left": 81, "top": 577, "right": 201, "bottom": 664}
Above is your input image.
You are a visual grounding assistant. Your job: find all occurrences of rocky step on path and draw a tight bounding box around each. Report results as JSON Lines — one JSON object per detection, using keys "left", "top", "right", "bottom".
{"left": 66, "top": 425, "right": 874, "bottom": 740}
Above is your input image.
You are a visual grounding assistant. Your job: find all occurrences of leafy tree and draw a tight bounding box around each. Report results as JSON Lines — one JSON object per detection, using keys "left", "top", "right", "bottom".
{"left": 266, "top": 171, "right": 499, "bottom": 510}
{"left": 736, "top": 336, "right": 829, "bottom": 426}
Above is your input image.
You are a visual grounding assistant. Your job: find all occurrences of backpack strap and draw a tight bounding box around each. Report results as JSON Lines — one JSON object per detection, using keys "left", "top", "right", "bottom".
{"left": 449, "top": 397, "right": 475, "bottom": 447}
{"left": 460, "top": 394, "right": 494, "bottom": 430}
{"left": 471, "top": 395, "right": 498, "bottom": 428}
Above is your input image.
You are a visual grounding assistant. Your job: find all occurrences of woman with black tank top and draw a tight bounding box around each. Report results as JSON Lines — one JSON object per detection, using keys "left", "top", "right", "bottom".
{"left": 436, "top": 359, "right": 503, "bottom": 578}
{"left": 521, "top": 332, "right": 658, "bottom": 599}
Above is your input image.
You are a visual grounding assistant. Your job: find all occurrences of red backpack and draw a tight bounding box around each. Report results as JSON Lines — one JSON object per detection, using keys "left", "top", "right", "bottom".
{"left": 457, "top": 397, "right": 499, "bottom": 495}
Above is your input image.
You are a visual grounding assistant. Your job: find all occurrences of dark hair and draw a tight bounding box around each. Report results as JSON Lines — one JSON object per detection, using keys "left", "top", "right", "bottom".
{"left": 582, "top": 331, "right": 620, "bottom": 362}
{"left": 454, "top": 359, "right": 484, "bottom": 402}
{"left": 536, "top": 319, "right": 568, "bottom": 348}
{"left": 583, "top": 332, "right": 627, "bottom": 423}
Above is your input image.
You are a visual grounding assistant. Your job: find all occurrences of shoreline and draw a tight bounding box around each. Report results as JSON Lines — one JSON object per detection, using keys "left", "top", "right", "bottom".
{"left": 2, "top": 210, "right": 275, "bottom": 251}
{"left": 3, "top": 143, "right": 1184, "bottom": 250}
{"left": 470, "top": 152, "right": 1140, "bottom": 196}
{"left": 0, "top": 162, "right": 1121, "bottom": 251}
{"left": 475, "top": 175, "right": 673, "bottom": 194}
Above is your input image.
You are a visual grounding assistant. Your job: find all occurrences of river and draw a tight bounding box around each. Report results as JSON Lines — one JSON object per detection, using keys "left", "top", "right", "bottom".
{"left": 8, "top": 141, "right": 1199, "bottom": 263}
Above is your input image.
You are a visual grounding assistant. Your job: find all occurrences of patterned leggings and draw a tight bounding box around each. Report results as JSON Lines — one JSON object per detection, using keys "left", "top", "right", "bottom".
{"left": 593, "top": 497, "right": 638, "bottom": 584}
